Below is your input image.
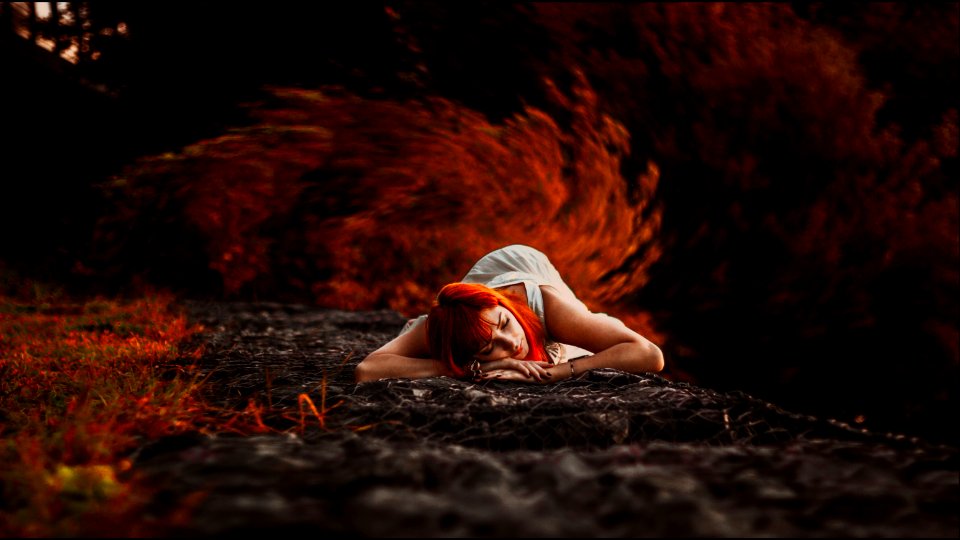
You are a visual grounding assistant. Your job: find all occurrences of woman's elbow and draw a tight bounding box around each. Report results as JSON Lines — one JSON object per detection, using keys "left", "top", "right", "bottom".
{"left": 647, "top": 343, "right": 664, "bottom": 372}
{"left": 629, "top": 340, "right": 663, "bottom": 372}
{"left": 354, "top": 355, "right": 378, "bottom": 383}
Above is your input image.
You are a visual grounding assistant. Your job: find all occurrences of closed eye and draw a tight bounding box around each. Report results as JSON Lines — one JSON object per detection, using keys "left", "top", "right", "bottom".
{"left": 479, "top": 313, "right": 505, "bottom": 355}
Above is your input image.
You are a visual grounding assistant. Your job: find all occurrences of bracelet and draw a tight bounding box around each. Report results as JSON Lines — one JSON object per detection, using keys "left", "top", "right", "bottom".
{"left": 568, "top": 361, "right": 576, "bottom": 378}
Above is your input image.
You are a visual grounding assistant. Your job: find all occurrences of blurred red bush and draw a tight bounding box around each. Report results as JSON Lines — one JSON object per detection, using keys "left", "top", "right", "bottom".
{"left": 94, "top": 77, "right": 662, "bottom": 334}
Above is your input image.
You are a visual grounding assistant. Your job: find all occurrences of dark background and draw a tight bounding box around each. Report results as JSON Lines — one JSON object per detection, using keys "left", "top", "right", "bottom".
{"left": 2, "top": 2, "right": 957, "bottom": 445}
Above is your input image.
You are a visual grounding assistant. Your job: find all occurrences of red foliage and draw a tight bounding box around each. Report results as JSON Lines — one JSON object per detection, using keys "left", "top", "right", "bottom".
{"left": 97, "top": 77, "right": 663, "bottom": 336}
{"left": 92, "top": 3, "right": 956, "bottom": 439}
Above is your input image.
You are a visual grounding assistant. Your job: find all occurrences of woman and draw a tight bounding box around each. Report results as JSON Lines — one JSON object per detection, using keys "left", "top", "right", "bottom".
{"left": 355, "top": 244, "right": 664, "bottom": 383}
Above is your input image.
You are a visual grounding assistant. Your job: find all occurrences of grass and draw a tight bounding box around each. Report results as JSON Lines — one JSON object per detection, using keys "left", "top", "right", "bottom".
{"left": 0, "top": 263, "right": 380, "bottom": 536}
{"left": 0, "top": 288, "right": 218, "bottom": 536}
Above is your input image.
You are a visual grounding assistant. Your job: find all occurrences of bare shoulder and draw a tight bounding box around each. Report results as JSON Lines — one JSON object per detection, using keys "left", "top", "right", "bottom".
{"left": 539, "top": 284, "right": 589, "bottom": 313}
{"left": 494, "top": 282, "right": 527, "bottom": 299}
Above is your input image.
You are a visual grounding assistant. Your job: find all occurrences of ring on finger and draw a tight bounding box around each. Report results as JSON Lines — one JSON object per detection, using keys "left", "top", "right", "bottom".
{"left": 470, "top": 359, "right": 484, "bottom": 379}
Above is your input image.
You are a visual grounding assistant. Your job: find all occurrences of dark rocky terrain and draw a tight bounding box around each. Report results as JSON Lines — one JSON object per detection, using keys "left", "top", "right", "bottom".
{"left": 132, "top": 302, "right": 958, "bottom": 537}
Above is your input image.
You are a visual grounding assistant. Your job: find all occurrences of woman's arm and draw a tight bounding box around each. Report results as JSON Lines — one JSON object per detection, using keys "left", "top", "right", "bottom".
{"left": 482, "top": 285, "right": 663, "bottom": 382}
{"left": 355, "top": 319, "right": 454, "bottom": 382}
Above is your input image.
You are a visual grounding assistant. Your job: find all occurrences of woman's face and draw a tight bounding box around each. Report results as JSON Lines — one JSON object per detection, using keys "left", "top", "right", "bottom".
{"left": 472, "top": 305, "right": 528, "bottom": 362}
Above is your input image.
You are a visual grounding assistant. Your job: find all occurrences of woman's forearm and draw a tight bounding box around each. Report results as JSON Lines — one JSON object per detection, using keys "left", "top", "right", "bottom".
{"left": 355, "top": 353, "right": 454, "bottom": 382}
{"left": 558, "top": 341, "right": 664, "bottom": 378}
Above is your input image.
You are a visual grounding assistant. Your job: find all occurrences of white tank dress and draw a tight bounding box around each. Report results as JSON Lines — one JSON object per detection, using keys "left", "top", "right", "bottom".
{"left": 399, "top": 244, "right": 594, "bottom": 363}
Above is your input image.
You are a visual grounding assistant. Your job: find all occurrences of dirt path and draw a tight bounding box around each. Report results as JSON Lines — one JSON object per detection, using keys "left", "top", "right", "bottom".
{"left": 132, "top": 301, "right": 958, "bottom": 537}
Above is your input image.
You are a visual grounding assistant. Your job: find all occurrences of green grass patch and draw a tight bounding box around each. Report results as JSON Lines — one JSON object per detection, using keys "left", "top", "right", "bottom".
{"left": 0, "top": 292, "right": 210, "bottom": 536}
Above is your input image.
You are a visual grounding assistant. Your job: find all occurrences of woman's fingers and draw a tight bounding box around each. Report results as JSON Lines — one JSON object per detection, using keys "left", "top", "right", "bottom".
{"left": 509, "top": 360, "right": 551, "bottom": 381}
{"left": 504, "top": 359, "right": 551, "bottom": 380}
{"left": 528, "top": 363, "right": 551, "bottom": 380}
{"left": 481, "top": 369, "right": 524, "bottom": 380}
{"left": 517, "top": 360, "right": 552, "bottom": 368}
{"left": 473, "top": 360, "right": 558, "bottom": 384}
{"left": 520, "top": 363, "right": 547, "bottom": 381}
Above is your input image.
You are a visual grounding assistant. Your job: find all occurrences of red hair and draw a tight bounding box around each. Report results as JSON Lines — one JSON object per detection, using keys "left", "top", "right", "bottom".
{"left": 426, "top": 282, "right": 548, "bottom": 377}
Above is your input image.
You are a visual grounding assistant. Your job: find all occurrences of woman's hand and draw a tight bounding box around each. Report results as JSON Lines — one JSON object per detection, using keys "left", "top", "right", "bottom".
{"left": 477, "top": 359, "right": 553, "bottom": 382}
{"left": 478, "top": 360, "right": 584, "bottom": 384}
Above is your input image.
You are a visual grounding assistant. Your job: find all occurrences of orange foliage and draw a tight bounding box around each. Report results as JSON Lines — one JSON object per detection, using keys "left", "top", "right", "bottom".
{"left": 98, "top": 75, "right": 663, "bottom": 334}
{"left": 293, "top": 73, "right": 661, "bottom": 317}
{"left": 91, "top": 3, "right": 955, "bottom": 437}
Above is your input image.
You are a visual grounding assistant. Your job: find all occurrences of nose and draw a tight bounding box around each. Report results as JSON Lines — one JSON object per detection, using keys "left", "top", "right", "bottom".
{"left": 497, "top": 334, "right": 520, "bottom": 354}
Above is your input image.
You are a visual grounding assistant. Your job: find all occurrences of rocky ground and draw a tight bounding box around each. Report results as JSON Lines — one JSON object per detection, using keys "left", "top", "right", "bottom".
{"left": 132, "top": 301, "right": 958, "bottom": 537}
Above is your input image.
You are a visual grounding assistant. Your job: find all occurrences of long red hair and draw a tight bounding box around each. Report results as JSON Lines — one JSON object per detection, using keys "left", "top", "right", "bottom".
{"left": 426, "top": 282, "right": 548, "bottom": 377}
